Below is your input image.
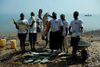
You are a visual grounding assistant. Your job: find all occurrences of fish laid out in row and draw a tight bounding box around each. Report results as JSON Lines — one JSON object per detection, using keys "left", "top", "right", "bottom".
{"left": 23, "top": 49, "right": 70, "bottom": 64}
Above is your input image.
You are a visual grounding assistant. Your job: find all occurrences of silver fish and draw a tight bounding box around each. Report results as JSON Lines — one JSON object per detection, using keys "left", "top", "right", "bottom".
{"left": 23, "top": 59, "right": 33, "bottom": 64}
{"left": 33, "top": 59, "right": 41, "bottom": 63}
{"left": 41, "top": 59, "right": 49, "bottom": 64}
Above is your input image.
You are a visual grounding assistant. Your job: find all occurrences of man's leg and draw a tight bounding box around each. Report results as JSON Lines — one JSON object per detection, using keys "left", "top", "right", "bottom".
{"left": 29, "top": 33, "right": 33, "bottom": 51}
{"left": 32, "top": 33, "right": 37, "bottom": 51}
{"left": 23, "top": 34, "right": 27, "bottom": 51}
{"left": 18, "top": 34, "right": 24, "bottom": 52}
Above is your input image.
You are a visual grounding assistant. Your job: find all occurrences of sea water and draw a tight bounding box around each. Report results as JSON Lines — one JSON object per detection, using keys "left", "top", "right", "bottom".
{"left": 0, "top": 13, "right": 100, "bottom": 33}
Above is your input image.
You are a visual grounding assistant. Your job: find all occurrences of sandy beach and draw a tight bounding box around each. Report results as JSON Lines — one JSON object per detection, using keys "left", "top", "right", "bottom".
{"left": 0, "top": 30, "right": 100, "bottom": 67}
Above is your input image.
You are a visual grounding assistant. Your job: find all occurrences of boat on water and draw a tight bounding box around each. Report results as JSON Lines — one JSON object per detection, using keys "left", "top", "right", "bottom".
{"left": 85, "top": 14, "right": 92, "bottom": 16}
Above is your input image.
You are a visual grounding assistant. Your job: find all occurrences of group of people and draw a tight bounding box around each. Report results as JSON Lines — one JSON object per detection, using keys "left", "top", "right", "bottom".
{"left": 45, "top": 11, "right": 83, "bottom": 60}
{"left": 14, "top": 12, "right": 39, "bottom": 53}
{"left": 14, "top": 11, "right": 83, "bottom": 60}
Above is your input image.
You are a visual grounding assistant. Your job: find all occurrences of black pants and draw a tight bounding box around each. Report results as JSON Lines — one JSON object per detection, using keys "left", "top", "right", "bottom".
{"left": 50, "top": 31, "right": 60, "bottom": 50}
{"left": 71, "top": 37, "right": 80, "bottom": 59}
{"left": 18, "top": 33, "right": 27, "bottom": 51}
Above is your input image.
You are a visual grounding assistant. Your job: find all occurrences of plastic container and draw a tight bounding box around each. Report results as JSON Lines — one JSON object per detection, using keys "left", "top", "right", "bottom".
{"left": 0, "top": 39, "right": 6, "bottom": 47}
{"left": 10, "top": 40, "right": 16, "bottom": 49}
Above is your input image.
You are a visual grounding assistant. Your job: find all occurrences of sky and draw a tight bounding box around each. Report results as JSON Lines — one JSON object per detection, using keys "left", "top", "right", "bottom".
{"left": 0, "top": 0, "right": 100, "bottom": 14}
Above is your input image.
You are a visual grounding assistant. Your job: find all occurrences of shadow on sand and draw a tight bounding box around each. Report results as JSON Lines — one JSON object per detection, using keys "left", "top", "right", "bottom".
{"left": 46, "top": 54, "right": 87, "bottom": 67}
{"left": 0, "top": 51, "right": 23, "bottom": 62}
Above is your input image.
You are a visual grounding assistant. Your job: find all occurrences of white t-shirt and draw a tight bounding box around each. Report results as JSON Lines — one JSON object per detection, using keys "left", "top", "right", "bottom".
{"left": 62, "top": 20, "right": 69, "bottom": 36}
{"left": 17, "top": 19, "right": 28, "bottom": 34}
{"left": 29, "top": 17, "right": 37, "bottom": 33}
{"left": 70, "top": 19, "right": 83, "bottom": 33}
{"left": 50, "top": 19, "right": 63, "bottom": 32}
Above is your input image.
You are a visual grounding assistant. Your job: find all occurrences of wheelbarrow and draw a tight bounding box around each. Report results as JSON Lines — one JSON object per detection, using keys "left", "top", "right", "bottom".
{"left": 66, "top": 37, "right": 92, "bottom": 61}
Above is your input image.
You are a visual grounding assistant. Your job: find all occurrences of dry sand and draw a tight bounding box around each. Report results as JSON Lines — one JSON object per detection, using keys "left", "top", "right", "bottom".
{"left": 0, "top": 30, "right": 100, "bottom": 67}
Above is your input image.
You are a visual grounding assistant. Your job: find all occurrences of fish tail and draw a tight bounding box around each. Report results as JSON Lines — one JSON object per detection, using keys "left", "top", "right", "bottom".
{"left": 11, "top": 22, "right": 14, "bottom": 24}
{"left": 12, "top": 18, "right": 15, "bottom": 22}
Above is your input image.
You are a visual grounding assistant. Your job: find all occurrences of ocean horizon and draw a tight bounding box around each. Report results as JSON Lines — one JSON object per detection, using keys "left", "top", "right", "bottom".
{"left": 0, "top": 13, "right": 100, "bottom": 33}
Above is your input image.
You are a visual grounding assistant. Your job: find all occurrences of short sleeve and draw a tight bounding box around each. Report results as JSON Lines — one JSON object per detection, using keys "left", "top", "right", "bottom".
{"left": 25, "top": 20, "right": 28, "bottom": 24}
{"left": 65, "top": 21, "right": 69, "bottom": 28}
{"left": 17, "top": 19, "right": 20, "bottom": 23}
{"left": 69, "top": 21, "right": 72, "bottom": 27}
{"left": 29, "top": 18, "right": 32, "bottom": 25}
{"left": 58, "top": 19, "right": 63, "bottom": 27}
{"left": 79, "top": 20, "right": 83, "bottom": 27}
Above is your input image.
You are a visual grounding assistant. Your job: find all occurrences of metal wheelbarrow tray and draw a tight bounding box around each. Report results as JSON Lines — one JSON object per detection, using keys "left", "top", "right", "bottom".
{"left": 78, "top": 40, "right": 92, "bottom": 50}
{"left": 67, "top": 38, "right": 92, "bottom": 61}
{"left": 78, "top": 40, "right": 92, "bottom": 61}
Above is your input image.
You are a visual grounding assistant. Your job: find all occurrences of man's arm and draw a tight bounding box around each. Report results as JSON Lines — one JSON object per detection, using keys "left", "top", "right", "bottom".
{"left": 45, "top": 21, "right": 51, "bottom": 36}
{"left": 80, "top": 20, "right": 83, "bottom": 33}
{"left": 69, "top": 26, "right": 72, "bottom": 35}
{"left": 30, "top": 21, "right": 35, "bottom": 27}
{"left": 60, "top": 26, "right": 63, "bottom": 36}
{"left": 25, "top": 29, "right": 28, "bottom": 34}
{"left": 14, "top": 22, "right": 19, "bottom": 29}
{"left": 65, "top": 28, "right": 68, "bottom": 36}
{"left": 48, "top": 14, "right": 53, "bottom": 18}
{"left": 80, "top": 27, "right": 83, "bottom": 33}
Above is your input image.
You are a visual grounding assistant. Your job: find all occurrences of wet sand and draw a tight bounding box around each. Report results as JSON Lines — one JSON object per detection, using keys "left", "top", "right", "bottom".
{"left": 0, "top": 30, "right": 100, "bottom": 67}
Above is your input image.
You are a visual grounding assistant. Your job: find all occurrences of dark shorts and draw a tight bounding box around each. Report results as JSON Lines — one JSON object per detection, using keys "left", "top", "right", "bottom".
{"left": 18, "top": 34, "right": 27, "bottom": 42}
{"left": 29, "top": 33, "right": 37, "bottom": 42}
{"left": 71, "top": 37, "right": 80, "bottom": 50}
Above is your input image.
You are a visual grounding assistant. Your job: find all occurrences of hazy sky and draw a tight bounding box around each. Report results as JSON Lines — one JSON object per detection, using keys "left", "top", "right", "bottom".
{"left": 0, "top": 0, "right": 100, "bottom": 14}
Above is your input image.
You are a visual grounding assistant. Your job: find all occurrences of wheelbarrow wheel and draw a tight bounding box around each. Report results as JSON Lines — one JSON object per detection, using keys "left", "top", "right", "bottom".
{"left": 81, "top": 49, "right": 88, "bottom": 61}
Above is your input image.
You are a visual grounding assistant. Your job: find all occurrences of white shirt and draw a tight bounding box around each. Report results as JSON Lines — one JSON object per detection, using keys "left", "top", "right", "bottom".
{"left": 62, "top": 20, "right": 69, "bottom": 36}
{"left": 70, "top": 19, "right": 83, "bottom": 33}
{"left": 17, "top": 19, "right": 28, "bottom": 34}
{"left": 29, "top": 17, "right": 37, "bottom": 33}
{"left": 50, "top": 19, "right": 63, "bottom": 32}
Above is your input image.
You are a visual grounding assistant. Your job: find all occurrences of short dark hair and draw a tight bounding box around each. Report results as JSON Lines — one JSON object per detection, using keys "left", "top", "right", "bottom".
{"left": 60, "top": 14, "right": 65, "bottom": 18}
{"left": 52, "top": 12, "right": 56, "bottom": 16}
{"left": 74, "top": 11, "right": 79, "bottom": 16}
{"left": 31, "top": 12, "right": 34, "bottom": 16}
{"left": 20, "top": 13, "right": 24, "bottom": 17}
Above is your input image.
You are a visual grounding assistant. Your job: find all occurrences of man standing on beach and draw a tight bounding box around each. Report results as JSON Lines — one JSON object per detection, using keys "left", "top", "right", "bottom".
{"left": 69, "top": 11, "right": 83, "bottom": 60}
{"left": 48, "top": 12, "right": 63, "bottom": 52}
{"left": 59, "top": 14, "right": 69, "bottom": 52}
{"left": 14, "top": 13, "right": 28, "bottom": 53}
{"left": 29, "top": 12, "right": 37, "bottom": 52}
